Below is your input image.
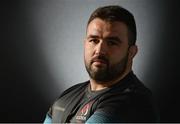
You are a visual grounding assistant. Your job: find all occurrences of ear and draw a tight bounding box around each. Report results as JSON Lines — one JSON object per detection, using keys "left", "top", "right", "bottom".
{"left": 128, "top": 45, "right": 138, "bottom": 59}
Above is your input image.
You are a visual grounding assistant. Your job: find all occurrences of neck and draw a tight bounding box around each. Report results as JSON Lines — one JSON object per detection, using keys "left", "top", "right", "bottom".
{"left": 90, "top": 68, "right": 131, "bottom": 91}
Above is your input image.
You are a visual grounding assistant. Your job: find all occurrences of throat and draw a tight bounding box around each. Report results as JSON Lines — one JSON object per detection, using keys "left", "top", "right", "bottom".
{"left": 90, "top": 82, "right": 108, "bottom": 91}
{"left": 89, "top": 79, "right": 118, "bottom": 91}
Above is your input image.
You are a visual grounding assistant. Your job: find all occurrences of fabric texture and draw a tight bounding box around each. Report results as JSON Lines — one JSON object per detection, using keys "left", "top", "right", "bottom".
{"left": 44, "top": 71, "right": 159, "bottom": 123}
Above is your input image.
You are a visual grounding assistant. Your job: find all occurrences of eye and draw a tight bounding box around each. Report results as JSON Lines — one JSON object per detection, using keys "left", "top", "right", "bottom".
{"left": 107, "top": 40, "right": 119, "bottom": 46}
{"left": 89, "top": 38, "right": 99, "bottom": 44}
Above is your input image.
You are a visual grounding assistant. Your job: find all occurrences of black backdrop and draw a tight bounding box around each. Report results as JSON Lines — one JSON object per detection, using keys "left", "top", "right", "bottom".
{"left": 1, "top": 0, "right": 180, "bottom": 122}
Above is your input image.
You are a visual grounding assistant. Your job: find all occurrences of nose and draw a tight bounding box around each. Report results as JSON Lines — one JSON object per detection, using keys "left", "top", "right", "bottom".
{"left": 94, "top": 40, "right": 107, "bottom": 55}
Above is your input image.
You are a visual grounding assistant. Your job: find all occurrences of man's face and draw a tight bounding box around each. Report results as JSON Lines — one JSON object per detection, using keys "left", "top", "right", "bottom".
{"left": 84, "top": 18, "right": 130, "bottom": 82}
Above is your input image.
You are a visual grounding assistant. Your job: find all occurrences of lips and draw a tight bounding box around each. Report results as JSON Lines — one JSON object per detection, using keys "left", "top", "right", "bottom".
{"left": 91, "top": 55, "right": 108, "bottom": 66}
{"left": 92, "top": 59, "right": 107, "bottom": 64}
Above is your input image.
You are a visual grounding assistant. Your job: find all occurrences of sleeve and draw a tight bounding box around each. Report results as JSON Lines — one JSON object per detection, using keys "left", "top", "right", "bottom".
{"left": 43, "top": 107, "right": 52, "bottom": 124}
{"left": 85, "top": 111, "right": 120, "bottom": 123}
{"left": 43, "top": 114, "right": 52, "bottom": 124}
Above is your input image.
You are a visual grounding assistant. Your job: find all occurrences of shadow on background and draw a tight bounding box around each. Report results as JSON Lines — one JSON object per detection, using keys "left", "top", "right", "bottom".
{"left": 1, "top": 0, "right": 180, "bottom": 122}
{"left": 1, "top": 1, "right": 59, "bottom": 122}
{"left": 148, "top": 0, "right": 180, "bottom": 122}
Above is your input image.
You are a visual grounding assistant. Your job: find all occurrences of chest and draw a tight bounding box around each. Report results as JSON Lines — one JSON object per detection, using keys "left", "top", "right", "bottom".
{"left": 51, "top": 86, "right": 103, "bottom": 123}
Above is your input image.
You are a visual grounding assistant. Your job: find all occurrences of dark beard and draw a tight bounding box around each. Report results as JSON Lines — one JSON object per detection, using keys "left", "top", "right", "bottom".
{"left": 85, "top": 54, "right": 128, "bottom": 83}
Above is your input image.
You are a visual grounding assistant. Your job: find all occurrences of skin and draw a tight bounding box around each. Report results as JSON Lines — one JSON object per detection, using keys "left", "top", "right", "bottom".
{"left": 84, "top": 18, "right": 137, "bottom": 91}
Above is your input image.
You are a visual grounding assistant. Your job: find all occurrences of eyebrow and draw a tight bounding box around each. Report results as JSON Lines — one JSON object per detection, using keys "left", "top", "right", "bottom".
{"left": 105, "top": 37, "right": 121, "bottom": 42}
{"left": 87, "top": 35, "right": 122, "bottom": 43}
{"left": 87, "top": 34, "right": 100, "bottom": 39}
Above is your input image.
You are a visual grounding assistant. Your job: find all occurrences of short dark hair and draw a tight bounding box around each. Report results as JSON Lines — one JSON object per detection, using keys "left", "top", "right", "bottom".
{"left": 87, "top": 5, "right": 137, "bottom": 46}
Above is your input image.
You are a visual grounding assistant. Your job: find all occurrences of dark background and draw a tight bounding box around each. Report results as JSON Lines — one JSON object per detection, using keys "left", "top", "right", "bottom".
{"left": 1, "top": 0, "right": 180, "bottom": 122}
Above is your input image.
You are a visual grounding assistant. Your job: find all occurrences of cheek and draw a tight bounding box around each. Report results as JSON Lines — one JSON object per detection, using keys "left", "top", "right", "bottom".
{"left": 84, "top": 42, "right": 94, "bottom": 55}
{"left": 84, "top": 44, "right": 93, "bottom": 62}
{"left": 109, "top": 49, "right": 128, "bottom": 64}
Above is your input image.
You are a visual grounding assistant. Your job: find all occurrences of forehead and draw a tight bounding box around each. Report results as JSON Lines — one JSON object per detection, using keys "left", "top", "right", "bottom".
{"left": 86, "top": 18, "right": 128, "bottom": 37}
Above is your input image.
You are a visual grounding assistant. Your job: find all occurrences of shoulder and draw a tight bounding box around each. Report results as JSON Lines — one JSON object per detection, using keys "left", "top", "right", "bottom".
{"left": 94, "top": 72, "right": 157, "bottom": 122}
{"left": 48, "top": 81, "right": 89, "bottom": 119}
{"left": 59, "top": 81, "right": 89, "bottom": 98}
{"left": 98, "top": 72, "right": 152, "bottom": 103}
{"left": 97, "top": 72, "right": 153, "bottom": 108}
{"left": 52, "top": 81, "right": 89, "bottom": 108}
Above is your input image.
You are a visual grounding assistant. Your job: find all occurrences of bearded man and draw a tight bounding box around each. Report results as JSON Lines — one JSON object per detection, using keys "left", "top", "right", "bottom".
{"left": 44, "top": 5, "right": 158, "bottom": 123}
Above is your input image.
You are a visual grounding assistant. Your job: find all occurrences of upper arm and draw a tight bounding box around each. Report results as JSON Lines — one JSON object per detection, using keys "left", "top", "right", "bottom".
{"left": 86, "top": 110, "right": 120, "bottom": 123}
{"left": 86, "top": 91, "right": 159, "bottom": 123}
{"left": 43, "top": 114, "right": 52, "bottom": 124}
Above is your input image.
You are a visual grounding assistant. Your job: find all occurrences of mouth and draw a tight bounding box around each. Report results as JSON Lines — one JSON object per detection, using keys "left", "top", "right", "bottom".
{"left": 93, "top": 59, "right": 107, "bottom": 64}
{"left": 92, "top": 59, "right": 108, "bottom": 67}
{"left": 90, "top": 55, "right": 108, "bottom": 67}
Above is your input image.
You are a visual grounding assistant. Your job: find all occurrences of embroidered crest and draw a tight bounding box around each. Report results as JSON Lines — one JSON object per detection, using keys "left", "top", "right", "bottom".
{"left": 76, "top": 101, "right": 94, "bottom": 121}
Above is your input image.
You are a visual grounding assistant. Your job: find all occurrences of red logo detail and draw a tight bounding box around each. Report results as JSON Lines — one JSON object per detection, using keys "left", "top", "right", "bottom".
{"left": 80, "top": 103, "right": 90, "bottom": 116}
{"left": 76, "top": 101, "right": 95, "bottom": 121}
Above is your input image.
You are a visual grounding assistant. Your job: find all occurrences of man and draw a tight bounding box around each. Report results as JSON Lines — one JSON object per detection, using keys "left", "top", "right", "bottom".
{"left": 44, "top": 5, "right": 158, "bottom": 123}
